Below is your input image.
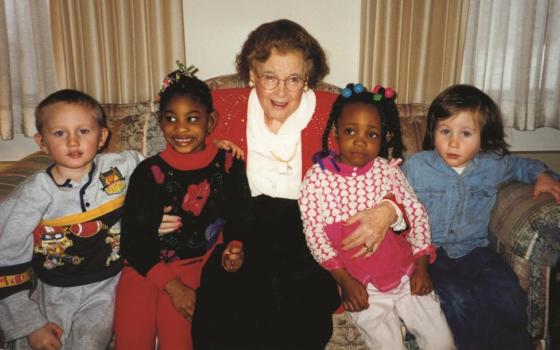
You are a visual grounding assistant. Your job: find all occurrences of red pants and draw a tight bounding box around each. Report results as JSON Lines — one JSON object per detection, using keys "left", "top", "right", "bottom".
{"left": 114, "top": 247, "right": 216, "bottom": 350}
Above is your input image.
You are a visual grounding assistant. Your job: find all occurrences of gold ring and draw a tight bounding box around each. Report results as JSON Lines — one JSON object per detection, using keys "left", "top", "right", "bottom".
{"left": 364, "top": 244, "right": 373, "bottom": 253}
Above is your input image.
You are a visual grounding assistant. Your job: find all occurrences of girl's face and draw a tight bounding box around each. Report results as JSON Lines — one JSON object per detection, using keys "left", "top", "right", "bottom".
{"left": 249, "top": 48, "right": 307, "bottom": 132}
{"left": 336, "top": 102, "right": 383, "bottom": 167}
{"left": 434, "top": 110, "right": 481, "bottom": 168}
{"left": 160, "top": 95, "right": 217, "bottom": 154}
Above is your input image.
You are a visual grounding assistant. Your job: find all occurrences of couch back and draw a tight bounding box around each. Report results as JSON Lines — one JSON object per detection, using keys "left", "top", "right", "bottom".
{"left": 102, "top": 74, "right": 429, "bottom": 158}
{"left": 0, "top": 75, "right": 428, "bottom": 199}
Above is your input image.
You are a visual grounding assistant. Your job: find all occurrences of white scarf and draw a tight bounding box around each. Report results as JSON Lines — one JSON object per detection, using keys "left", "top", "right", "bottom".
{"left": 246, "top": 88, "right": 316, "bottom": 199}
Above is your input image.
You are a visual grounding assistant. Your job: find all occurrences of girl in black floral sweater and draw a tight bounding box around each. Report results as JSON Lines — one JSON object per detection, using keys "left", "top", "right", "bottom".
{"left": 114, "top": 63, "right": 252, "bottom": 350}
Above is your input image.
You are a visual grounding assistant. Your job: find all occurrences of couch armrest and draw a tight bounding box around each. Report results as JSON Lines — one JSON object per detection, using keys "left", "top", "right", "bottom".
{"left": 0, "top": 151, "right": 51, "bottom": 201}
{"left": 489, "top": 181, "right": 560, "bottom": 267}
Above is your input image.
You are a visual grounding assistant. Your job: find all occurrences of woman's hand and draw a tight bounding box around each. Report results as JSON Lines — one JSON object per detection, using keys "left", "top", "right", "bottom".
{"left": 410, "top": 256, "right": 432, "bottom": 295}
{"left": 165, "top": 279, "right": 196, "bottom": 321}
{"left": 534, "top": 172, "right": 560, "bottom": 203}
{"left": 341, "top": 201, "right": 398, "bottom": 258}
{"left": 222, "top": 240, "right": 244, "bottom": 272}
{"left": 331, "top": 268, "right": 368, "bottom": 312}
{"left": 158, "top": 206, "right": 182, "bottom": 236}
{"left": 213, "top": 139, "right": 245, "bottom": 160}
{"left": 27, "top": 322, "right": 63, "bottom": 350}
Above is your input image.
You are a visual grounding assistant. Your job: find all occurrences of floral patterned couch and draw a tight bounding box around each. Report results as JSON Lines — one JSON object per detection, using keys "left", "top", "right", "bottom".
{"left": 0, "top": 75, "right": 558, "bottom": 350}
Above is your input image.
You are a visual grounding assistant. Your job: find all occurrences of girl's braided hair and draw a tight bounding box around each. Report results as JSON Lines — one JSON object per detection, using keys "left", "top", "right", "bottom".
{"left": 318, "top": 83, "right": 404, "bottom": 162}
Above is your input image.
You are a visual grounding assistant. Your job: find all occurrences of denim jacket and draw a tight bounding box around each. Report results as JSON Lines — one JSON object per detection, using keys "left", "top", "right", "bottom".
{"left": 402, "top": 151, "right": 557, "bottom": 258}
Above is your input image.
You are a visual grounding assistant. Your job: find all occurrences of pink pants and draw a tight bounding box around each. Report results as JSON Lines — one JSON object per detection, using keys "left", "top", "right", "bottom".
{"left": 114, "top": 248, "right": 216, "bottom": 350}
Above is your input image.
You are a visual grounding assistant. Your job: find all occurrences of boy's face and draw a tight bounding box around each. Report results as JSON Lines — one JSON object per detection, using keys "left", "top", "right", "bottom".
{"left": 34, "top": 102, "right": 108, "bottom": 181}
{"left": 159, "top": 95, "right": 217, "bottom": 154}
{"left": 434, "top": 110, "right": 481, "bottom": 168}
{"left": 335, "top": 102, "right": 383, "bottom": 168}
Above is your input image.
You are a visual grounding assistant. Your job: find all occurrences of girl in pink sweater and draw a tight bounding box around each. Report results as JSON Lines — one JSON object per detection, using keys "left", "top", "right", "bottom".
{"left": 298, "top": 84, "right": 455, "bottom": 350}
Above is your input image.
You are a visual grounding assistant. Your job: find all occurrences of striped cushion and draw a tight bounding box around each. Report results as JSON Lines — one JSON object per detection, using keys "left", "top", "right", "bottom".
{"left": 0, "top": 152, "right": 51, "bottom": 200}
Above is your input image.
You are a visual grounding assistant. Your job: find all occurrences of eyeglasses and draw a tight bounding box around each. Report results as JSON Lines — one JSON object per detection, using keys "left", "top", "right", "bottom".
{"left": 255, "top": 73, "right": 307, "bottom": 92}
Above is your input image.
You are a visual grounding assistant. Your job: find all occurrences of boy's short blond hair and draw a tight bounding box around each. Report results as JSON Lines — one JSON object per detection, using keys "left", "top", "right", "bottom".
{"left": 35, "top": 89, "right": 107, "bottom": 133}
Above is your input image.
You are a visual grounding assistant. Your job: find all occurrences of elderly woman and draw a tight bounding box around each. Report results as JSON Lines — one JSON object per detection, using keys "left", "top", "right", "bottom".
{"left": 163, "top": 19, "right": 398, "bottom": 349}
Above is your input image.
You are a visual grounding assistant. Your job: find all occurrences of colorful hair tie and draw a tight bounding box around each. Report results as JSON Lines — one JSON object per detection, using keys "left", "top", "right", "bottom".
{"left": 371, "top": 84, "right": 396, "bottom": 102}
{"left": 353, "top": 83, "right": 365, "bottom": 94}
{"left": 341, "top": 83, "right": 366, "bottom": 98}
{"left": 341, "top": 88, "right": 352, "bottom": 98}
{"left": 155, "top": 61, "right": 199, "bottom": 106}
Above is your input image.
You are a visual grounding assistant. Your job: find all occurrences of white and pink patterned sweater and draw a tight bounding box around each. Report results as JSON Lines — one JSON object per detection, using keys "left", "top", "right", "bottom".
{"left": 299, "top": 156, "right": 435, "bottom": 290}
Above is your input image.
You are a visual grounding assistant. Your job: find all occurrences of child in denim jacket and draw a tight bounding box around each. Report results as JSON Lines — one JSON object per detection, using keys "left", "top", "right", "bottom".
{"left": 402, "top": 84, "right": 560, "bottom": 350}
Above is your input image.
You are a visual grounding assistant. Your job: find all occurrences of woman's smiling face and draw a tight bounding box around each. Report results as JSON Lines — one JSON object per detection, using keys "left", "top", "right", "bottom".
{"left": 250, "top": 48, "right": 307, "bottom": 131}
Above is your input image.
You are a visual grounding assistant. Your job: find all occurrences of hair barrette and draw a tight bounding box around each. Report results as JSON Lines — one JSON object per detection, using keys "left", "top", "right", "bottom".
{"left": 341, "top": 83, "right": 365, "bottom": 98}
{"left": 155, "top": 61, "right": 199, "bottom": 106}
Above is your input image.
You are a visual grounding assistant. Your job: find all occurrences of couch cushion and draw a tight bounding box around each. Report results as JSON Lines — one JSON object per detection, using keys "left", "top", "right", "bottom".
{"left": 102, "top": 102, "right": 153, "bottom": 154}
{"left": 397, "top": 104, "right": 428, "bottom": 157}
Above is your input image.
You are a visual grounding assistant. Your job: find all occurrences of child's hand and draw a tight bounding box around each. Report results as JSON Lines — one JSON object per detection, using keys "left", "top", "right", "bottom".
{"left": 331, "top": 268, "right": 369, "bottom": 312}
{"left": 158, "top": 205, "right": 182, "bottom": 236}
{"left": 27, "top": 322, "right": 63, "bottom": 350}
{"left": 165, "top": 279, "right": 196, "bottom": 321}
{"left": 534, "top": 172, "right": 560, "bottom": 203}
{"left": 410, "top": 256, "right": 432, "bottom": 295}
{"left": 213, "top": 139, "right": 245, "bottom": 160}
{"left": 222, "top": 240, "right": 244, "bottom": 272}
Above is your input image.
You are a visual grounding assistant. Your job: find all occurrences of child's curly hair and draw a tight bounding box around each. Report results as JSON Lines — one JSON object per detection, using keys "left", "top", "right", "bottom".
{"left": 319, "top": 83, "right": 404, "bottom": 161}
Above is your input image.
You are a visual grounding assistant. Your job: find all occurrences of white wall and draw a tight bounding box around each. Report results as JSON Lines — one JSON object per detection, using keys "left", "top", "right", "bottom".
{"left": 1, "top": 0, "right": 559, "bottom": 161}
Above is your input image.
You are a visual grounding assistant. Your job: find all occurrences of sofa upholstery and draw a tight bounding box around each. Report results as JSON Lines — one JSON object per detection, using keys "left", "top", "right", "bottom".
{"left": 0, "top": 74, "right": 558, "bottom": 350}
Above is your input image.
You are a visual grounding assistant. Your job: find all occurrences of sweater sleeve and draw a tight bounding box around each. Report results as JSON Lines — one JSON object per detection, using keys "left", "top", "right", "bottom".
{"left": 120, "top": 159, "right": 176, "bottom": 290}
{"left": 0, "top": 177, "right": 50, "bottom": 340}
{"left": 388, "top": 163, "right": 436, "bottom": 263}
{"left": 298, "top": 168, "right": 343, "bottom": 270}
{"left": 223, "top": 155, "right": 252, "bottom": 243}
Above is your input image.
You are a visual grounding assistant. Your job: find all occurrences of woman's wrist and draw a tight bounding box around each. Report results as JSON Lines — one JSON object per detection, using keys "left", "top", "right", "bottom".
{"left": 379, "top": 199, "right": 405, "bottom": 230}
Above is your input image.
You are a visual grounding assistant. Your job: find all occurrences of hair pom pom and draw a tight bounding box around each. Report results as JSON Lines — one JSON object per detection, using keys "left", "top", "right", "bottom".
{"left": 353, "top": 84, "right": 365, "bottom": 94}
{"left": 385, "top": 88, "right": 395, "bottom": 99}
{"left": 341, "top": 88, "right": 352, "bottom": 98}
{"left": 372, "top": 85, "right": 382, "bottom": 94}
{"left": 373, "top": 94, "right": 382, "bottom": 102}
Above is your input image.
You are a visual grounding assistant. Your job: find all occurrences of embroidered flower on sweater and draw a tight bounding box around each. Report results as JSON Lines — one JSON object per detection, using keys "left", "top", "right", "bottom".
{"left": 181, "top": 179, "right": 210, "bottom": 216}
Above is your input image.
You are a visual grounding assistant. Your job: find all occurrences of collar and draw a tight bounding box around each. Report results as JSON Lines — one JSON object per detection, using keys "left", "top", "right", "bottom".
{"left": 431, "top": 151, "right": 480, "bottom": 176}
{"left": 46, "top": 160, "right": 97, "bottom": 188}
{"left": 159, "top": 142, "right": 218, "bottom": 170}
{"left": 322, "top": 154, "right": 374, "bottom": 176}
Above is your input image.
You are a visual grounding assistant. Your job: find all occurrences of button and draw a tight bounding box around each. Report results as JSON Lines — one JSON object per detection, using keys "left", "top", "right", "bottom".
{"left": 352, "top": 172, "right": 357, "bottom": 176}
{"left": 85, "top": 202, "right": 90, "bottom": 207}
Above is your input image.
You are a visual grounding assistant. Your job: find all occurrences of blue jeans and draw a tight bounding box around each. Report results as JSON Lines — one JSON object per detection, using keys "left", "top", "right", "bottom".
{"left": 431, "top": 247, "right": 530, "bottom": 350}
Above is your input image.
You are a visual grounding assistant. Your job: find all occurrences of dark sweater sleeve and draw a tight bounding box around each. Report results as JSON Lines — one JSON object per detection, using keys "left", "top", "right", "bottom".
{"left": 120, "top": 159, "right": 175, "bottom": 288}
{"left": 222, "top": 156, "right": 252, "bottom": 243}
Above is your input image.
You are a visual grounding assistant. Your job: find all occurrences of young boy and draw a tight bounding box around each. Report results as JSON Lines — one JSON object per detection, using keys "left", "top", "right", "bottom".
{"left": 402, "top": 84, "right": 560, "bottom": 350}
{"left": 0, "top": 89, "right": 142, "bottom": 349}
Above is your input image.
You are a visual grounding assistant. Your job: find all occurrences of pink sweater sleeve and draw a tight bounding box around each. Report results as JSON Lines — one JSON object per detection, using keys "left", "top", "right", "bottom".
{"left": 388, "top": 162, "right": 436, "bottom": 263}
{"left": 298, "top": 167, "right": 343, "bottom": 270}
